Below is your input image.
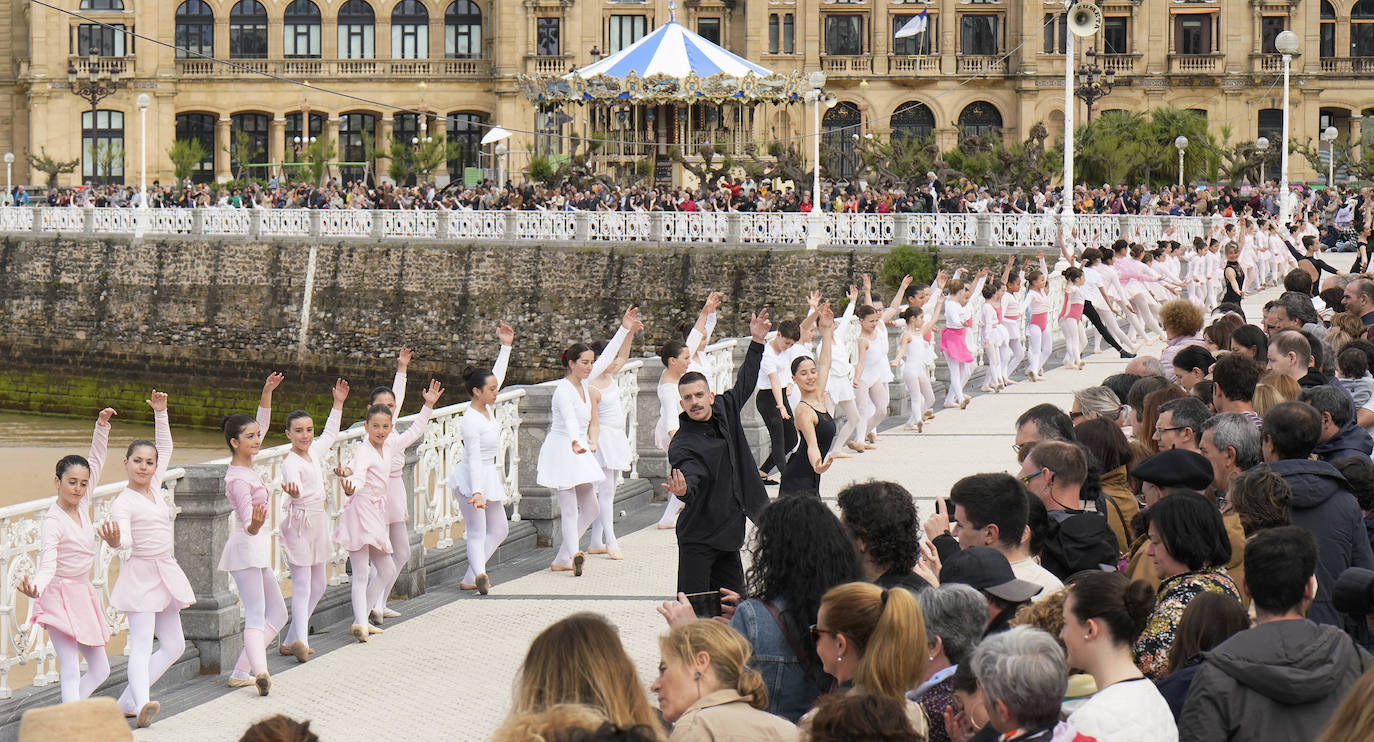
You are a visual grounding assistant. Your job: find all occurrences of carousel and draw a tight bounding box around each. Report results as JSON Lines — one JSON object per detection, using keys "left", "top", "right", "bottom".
{"left": 516, "top": 14, "right": 805, "bottom": 187}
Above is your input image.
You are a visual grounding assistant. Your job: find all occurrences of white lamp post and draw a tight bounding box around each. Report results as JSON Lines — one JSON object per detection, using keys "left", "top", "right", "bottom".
{"left": 1063, "top": 0, "right": 1076, "bottom": 238}
{"left": 1275, "top": 29, "right": 1300, "bottom": 224}
{"left": 1255, "top": 136, "right": 1269, "bottom": 185}
{"left": 136, "top": 93, "right": 150, "bottom": 209}
{"left": 3, "top": 152, "right": 13, "bottom": 206}
{"left": 1175, "top": 135, "right": 1188, "bottom": 187}
{"left": 494, "top": 142, "right": 508, "bottom": 186}
{"left": 1322, "top": 125, "right": 1339, "bottom": 188}
{"left": 805, "top": 70, "right": 834, "bottom": 250}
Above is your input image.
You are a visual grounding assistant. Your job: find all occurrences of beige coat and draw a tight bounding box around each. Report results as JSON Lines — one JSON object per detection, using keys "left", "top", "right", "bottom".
{"left": 669, "top": 690, "right": 799, "bottom": 742}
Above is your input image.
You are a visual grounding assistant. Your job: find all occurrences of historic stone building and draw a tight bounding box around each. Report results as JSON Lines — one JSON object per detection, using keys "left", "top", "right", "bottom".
{"left": 0, "top": 0, "right": 1367, "bottom": 187}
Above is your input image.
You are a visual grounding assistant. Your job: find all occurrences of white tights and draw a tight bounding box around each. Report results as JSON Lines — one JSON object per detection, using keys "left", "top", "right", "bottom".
{"left": 984, "top": 340, "right": 1007, "bottom": 387}
{"left": 1130, "top": 293, "right": 1163, "bottom": 337}
{"left": 48, "top": 626, "right": 109, "bottom": 703}
{"left": 830, "top": 399, "right": 861, "bottom": 457}
{"left": 1007, "top": 336, "right": 1026, "bottom": 378}
{"left": 1060, "top": 318, "right": 1083, "bottom": 367}
{"left": 230, "top": 567, "right": 288, "bottom": 678}
{"left": 119, "top": 607, "right": 184, "bottom": 713}
{"left": 371, "top": 522, "right": 410, "bottom": 613}
{"left": 349, "top": 546, "right": 396, "bottom": 627}
{"left": 1027, "top": 324, "right": 1048, "bottom": 375}
{"left": 857, "top": 381, "right": 890, "bottom": 438}
{"left": 945, "top": 359, "right": 971, "bottom": 406}
{"left": 902, "top": 367, "right": 934, "bottom": 425}
{"left": 553, "top": 483, "right": 599, "bottom": 565}
{"left": 458, "top": 497, "right": 509, "bottom": 583}
{"left": 589, "top": 468, "right": 621, "bottom": 552}
{"left": 284, "top": 563, "right": 326, "bottom": 648}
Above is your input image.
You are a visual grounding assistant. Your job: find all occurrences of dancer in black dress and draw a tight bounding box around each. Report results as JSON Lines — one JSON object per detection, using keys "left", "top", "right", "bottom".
{"left": 780, "top": 302, "right": 840, "bottom": 497}
{"left": 1221, "top": 243, "right": 1245, "bottom": 305}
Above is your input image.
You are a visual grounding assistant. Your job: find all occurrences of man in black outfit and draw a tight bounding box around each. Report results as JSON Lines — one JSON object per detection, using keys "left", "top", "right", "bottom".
{"left": 663, "top": 308, "right": 773, "bottom": 595}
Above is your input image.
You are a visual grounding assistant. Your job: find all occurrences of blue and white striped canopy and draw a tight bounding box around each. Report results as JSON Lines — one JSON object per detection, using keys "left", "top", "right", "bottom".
{"left": 569, "top": 20, "right": 773, "bottom": 80}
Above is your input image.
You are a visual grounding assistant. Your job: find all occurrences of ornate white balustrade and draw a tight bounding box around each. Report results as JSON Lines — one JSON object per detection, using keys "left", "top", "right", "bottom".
{"left": 0, "top": 207, "right": 1237, "bottom": 251}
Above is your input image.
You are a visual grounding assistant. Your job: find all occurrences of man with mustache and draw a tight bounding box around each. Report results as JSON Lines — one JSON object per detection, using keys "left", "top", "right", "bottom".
{"left": 663, "top": 307, "right": 774, "bottom": 595}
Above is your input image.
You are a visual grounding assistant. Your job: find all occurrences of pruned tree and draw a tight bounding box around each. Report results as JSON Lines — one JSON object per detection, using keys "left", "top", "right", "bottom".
{"left": 27, "top": 148, "right": 80, "bottom": 188}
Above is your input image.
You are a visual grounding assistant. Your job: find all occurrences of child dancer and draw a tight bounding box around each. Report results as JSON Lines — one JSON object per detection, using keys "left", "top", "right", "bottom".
{"left": 941, "top": 270, "right": 987, "bottom": 408}
{"left": 852, "top": 273, "right": 912, "bottom": 447}
{"left": 894, "top": 298, "right": 941, "bottom": 431}
{"left": 18, "top": 408, "right": 120, "bottom": 703}
{"left": 588, "top": 309, "right": 644, "bottom": 561}
{"left": 366, "top": 347, "right": 412, "bottom": 622}
{"left": 110, "top": 391, "right": 192, "bottom": 728}
{"left": 336, "top": 379, "right": 442, "bottom": 642}
{"left": 980, "top": 279, "right": 1010, "bottom": 392}
{"left": 1000, "top": 260, "right": 1026, "bottom": 383}
{"left": 537, "top": 336, "right": 607, "bottom": 576}
{"left": 219, "top": 373, "right": 289, "bottom": 694}
{"left": 1024, "top": 252, "right": 1051, "bottom": 381}
{"left": 450, "top": 323, "right": 514, "bottom": 594}
{"left": 277, "top": 377, "right": 350, "bottom": 660}
{"left": 1059, "top": 267, "right": 1087, "bottom": 370}
{"left": 829, "top": 285, "right": 865, "bottom": 455}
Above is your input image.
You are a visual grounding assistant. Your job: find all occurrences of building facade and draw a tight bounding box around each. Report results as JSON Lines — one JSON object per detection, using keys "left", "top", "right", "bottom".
{"left": 0, "top": 0, "right": 1368, "bottom": 187}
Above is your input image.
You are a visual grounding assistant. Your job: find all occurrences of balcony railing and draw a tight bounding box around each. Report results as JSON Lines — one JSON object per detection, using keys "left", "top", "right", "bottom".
{"left": 888, "top": 54, "right": 941, "bottom": 74}
{"left": 526, "top": 55, "right": 571, "bottom": 74}
{"left": 1169, "top": 53, "right": 1223, "bottom": 73}
{"left": 1099, "top": 53, "right": 1139, "bottom": 75}
{"left": 956, "top": 55, "right": 1008, "bottom": 75}
{"left": 1251, "top": 53, "right": 1284, "bottom": 73}
{"left": 67, "top": 55, "right": 131, "bottom": 77}
{"left": 821, "top": 55, "right": 874, "bottom": 75}
{"left": 1321, "top": 56, "right": 1374, "bottom": 73}
{"left": 175, "top": 58, "right": 491, "bottom": 79}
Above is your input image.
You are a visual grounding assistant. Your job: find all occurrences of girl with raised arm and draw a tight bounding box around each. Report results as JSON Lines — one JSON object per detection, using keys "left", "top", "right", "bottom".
{"left": 218, "top": 373, "right": 288, "bottom": 695}
{"left": 940, "top": 270, "right": 987, "bottom": 409}
{"left": 1000, "top": 255, "right": 1028, "bottom": 382}
{"left": 779, "top": 302, "right": 840, "bottom": 497}
{"left": 109, "top": 391, "right": 191, "bottom": 728}
{"left": 1024, "top": 252, "right": 1052, "bottom": 381}
{"left": 588, "top": 309, "right": 645, "bottom": 561}
{"left": 335, "top": 379, "right": 443, "bottom": 642}
{"left": 1060, "top": 267, "right": 1087, "bottom": 370}
{"left": 894, "top": 298, "right": 942, "bottom": 431}
{"left": 17, "top": 407, "right": 120, "bottom": 704}
{"left": 277, "top": 377, "right": 350, "bottom": 660}
{"left": 980, "top": 279, "right": 1010, "bottom": 392}
{"left": 852, "top": 273, "right": 912, "bottom": 448}
{"left": 654, "top": 337, "right": 692, "bottom": 529}
{"left": 828, "top": 284, "right": 865, "bottom": 456}
{"left": 449, "top": 323, "right": 514, "bottom": 595}
{"left": 365, "top": 346, "right": 412, "bottom": 621}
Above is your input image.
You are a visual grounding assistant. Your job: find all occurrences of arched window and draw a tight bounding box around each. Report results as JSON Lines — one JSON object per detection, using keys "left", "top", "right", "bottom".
{"left": 229, "top": 0, "right": 268, "bottom": 59}
{"left": 284, "top": 0, "right": 322, "bottom": 58}
{"left": 175, "top": 1, "right": 214, "bottom": 59}
{"left": 231, "top": 112, "right": 270, "bottom": 181}
{"left": 446, "top": 1, "right": 483, "bottom": 59}
{"left": 175, "top": 113, "right": 217, "bottom": 183}
{"left": 958, "top": 101, "right": 1003, "bottom": 139}
{"left": 822, "top": 101, "right": 862, "bottom": 180}
{"left": 339, "top": 0, "right": 376, "bottom": 59}
{"left": 392, "top": 0, "right": 429, "bottom": 59}
{"left": 82, "top": 109, "right": 124, "bottom": 184}
{"left": 1354, "top": 0, "right": 1374, "bottom": 57}
{"left": 892, "top": 101, "right": 935, "bottom": 141}
{"left": 1322, "top": 0, "right": 1336, "bottom": 59}
{"left": 339, "top": 112, "right": 377, "bottom": 184}
{"left": 285, "top": 112, "right": 324, "bottom": 146}
{"left": 80, "top": 0, "right": 123, "bottom": 9}
{"left": 447, "top": 111, "right": 486, "bottom": 182}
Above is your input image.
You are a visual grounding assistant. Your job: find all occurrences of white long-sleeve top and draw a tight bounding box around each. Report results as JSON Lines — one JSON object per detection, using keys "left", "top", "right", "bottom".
{"left": 453, "top": 347, "right": 511, "bottom": 501}
{"left": 110, "top": 410, "right": 175, "bottom": 559}
{"left": 280, "top": 407, "right": 345, "bottom": 512}
{"left": 348, "top": 405, "right": 433, "bottom": 503}
{"left": 33, "top": 422, "right": 108, "bottom": 595}
{"left": 548, "top": 379, "right": 593, "bottom": 449}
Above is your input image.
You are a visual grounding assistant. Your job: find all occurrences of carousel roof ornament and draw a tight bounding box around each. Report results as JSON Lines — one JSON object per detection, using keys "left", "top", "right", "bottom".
{"left": 517, "top": 20, "right": 804, "bottom": 105}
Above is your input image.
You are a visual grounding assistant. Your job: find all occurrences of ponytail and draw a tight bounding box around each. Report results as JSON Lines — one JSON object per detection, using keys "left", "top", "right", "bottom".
{"left": 736, "top": 667, "right": 769, "bottom": 711}
{"left": 821, "top": 583, "right": 928, "bottom": 701}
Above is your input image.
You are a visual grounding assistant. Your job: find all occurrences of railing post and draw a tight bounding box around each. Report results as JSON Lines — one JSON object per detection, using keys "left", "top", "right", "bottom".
{"left": 371, "top": 209, "right": 386, "bottom": 239}
{"left": 515, "top": 383, "right": 557, "bottom": 547}
{"left": 82, "top": 206, "right": 95, "bottom": 235}
{"left": 885, "top": 324, "right": 909, "bottom": 419}
{"left": 974, "top": 213, "right": 993, "bottom": 251}
{"left": 248, "top": 209, "right": 264, "bottom": 239}
{"left": 892, "top": 213, "right": 911, "bottom": 246}
{"left": 574, "top": 212, "right": 590, "bottom": 242}
{"left": 191, "top": 208, "right": 205, "bottom": 235}
{"left": 634, "top": 358, "right": 668, "bottom": 481}
{"left": 29, "top": 206, "right": 42, "bottom": 234}
{"left": 435, "top": 209, "right": 451, "bottom": 240}
{"left": 503, "top": 211, "right": 520, "bottom": 242}
{"left": 174, "top": 463, "right": 239, "bottom": 675}
{"left": 309, "top": 209, "right": 322, "bottom": 237}
{"left": 648, "top": 211, "right": 667, "bottom": 243}
{"left": 726, "top": 212, "right": 743, "bottom": 245}
{"left": 391, "top": 418, "right": 427, "bottom": 599}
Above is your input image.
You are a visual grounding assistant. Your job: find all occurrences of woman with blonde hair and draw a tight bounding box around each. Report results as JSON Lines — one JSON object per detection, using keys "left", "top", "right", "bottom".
{"left": 1258, "top": 372, "right": 1301, "bottom": 406}
{"left": 809, "top": 582, "right": 929, "bottom": 735}
{"left": 1070, "top": 386, "right": 1125, "bottom": 424}
{"left": 652, "top": 620, "right": 797, "bottom": 741}
{"left": 1327, "top": 312, "right": 1365, "bottom": 356}
{"left": 508, "top": 613, "right": 664, "bottom": 738}
{"left": 1315, "top": 671, "right": 1374, "bottom": 742}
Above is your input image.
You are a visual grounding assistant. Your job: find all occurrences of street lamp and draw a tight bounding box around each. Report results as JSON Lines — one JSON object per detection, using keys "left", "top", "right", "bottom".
{"left": 1175, "top": 135, "right": 1188, "bottom": 187}
{"left": 1275, "top": 29, "right": 1300, "bottom": 224}
{"left": 1074, "top": 48, "right": 1116, "bottom": 122}
{"left": 494, "top": 141, "right": 508, "bottom": 186}
{"left": 1322, "top": 125, "right": 1339, "bottom": 188}
{"left": 3, "top": 152, "right": 13, "bottom": 206}
{"left": 1255, "top": 136, "right": 1269, "bottom": 185}
{"left": 805, "top": 70, "right": 835, "bottom": 250}
{"left": 68, "top": 48, "right": 123, "bottom": 185}
{"left": 136, "top": 93, "right": 150, "bottom": 209}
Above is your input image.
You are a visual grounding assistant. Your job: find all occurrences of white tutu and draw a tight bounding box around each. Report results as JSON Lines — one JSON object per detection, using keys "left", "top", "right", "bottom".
{"left": 449, "top": 459, "right": 506, "bottom": 503}
{"left": 827, "top": 374, "right": 856, "bottom": 403}
{"left": 536, "top": 431, "right": 604, "bottom": 489}
{"left": 594, "top": 426, "right": 632, "bottom": 472}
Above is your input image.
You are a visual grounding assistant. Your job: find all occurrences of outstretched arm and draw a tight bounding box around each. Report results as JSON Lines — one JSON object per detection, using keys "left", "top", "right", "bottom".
{"left": 87, "top": 407, "right": 115, "bottom": 497}
{"left": 494, "top": 321, "right": 515, "bottom": 388}
{"left": 390, "top": 346, "right": 412, "bottom": 417}
{"left": 148, "top": 391, "right": 172, "bottom": 480}
{"left": 884, "top": 274, "right": 914, "bottom": 321}
{"left": 590, "top": 306, "right": 642, "bottom": 380}
{"left": 725, "top": 310, "right": 771, "bottom": 414}
{"left": 258, "top": 372, "right": 283, "bottom": 442}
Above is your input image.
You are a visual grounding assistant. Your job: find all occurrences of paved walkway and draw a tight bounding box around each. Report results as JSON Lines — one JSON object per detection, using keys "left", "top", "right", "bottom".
{"left": 137, "top": 282, "right": 1288, "bottom": 741}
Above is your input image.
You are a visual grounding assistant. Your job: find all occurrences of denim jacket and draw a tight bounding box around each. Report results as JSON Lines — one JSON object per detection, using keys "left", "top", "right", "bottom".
{"left": 731, "top": 597, "right": 822, "bottom": 723}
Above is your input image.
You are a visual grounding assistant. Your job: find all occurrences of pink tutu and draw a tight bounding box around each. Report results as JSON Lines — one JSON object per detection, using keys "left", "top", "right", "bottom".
{"left": 335, "top": 494, "right": 392, "bottom": 553}
{"left": 382, "top": 474, "right": 408, "bottom": 525}
{"left": 940, "top": 327, "right": 974, "bottom": 364}
{"left": 35, "top": 576, "right": 111, "bottom": 647}
{"left": 282, "top": 505, "right": 333, "bottom": 566}
{"left": 109, "top": 555, "right": 195, "bottom": 614}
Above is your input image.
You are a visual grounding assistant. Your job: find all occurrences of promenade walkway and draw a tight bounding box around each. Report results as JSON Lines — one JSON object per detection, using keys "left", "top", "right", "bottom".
{"left": 133, "top": 286, "right": 1285, "bottom": 742}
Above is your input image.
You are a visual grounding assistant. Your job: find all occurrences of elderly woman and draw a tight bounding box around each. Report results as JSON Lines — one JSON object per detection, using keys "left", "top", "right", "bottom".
{"left": 969, "top": 627, "right": 1070, "bottom": 742}
{"left": 1070, "top": 386, "right": 1126, "bottom": 425}
{"left": 1133, "top": 491, "right": 1239, "bottom": 679}
{"left": 911, "top": 584, "right": 989, "bottom": 742}
{"left": 1159, "top": 299, "right": 1206, "bottom": 384}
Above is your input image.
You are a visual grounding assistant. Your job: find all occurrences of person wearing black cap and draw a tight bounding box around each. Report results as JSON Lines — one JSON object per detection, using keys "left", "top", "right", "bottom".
{"left": 940, "top": 546, "right": 1043, "bottom": 638}
{"left": 1124, "top": 449, "right": 1222, "bottom": 589}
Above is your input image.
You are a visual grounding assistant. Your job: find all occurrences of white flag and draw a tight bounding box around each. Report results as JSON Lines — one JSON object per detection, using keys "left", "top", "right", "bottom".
{"left": 895, "top": 11, "right": 928, "bottom": 39}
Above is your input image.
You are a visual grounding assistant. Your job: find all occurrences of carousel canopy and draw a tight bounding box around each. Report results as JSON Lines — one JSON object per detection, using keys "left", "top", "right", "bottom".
{"left": 517, "top": 20, "right": 803, "bottom": 105}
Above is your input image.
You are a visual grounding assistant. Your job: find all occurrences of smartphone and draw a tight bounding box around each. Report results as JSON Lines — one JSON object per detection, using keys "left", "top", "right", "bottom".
{"left": 684, "top": 590, "right": 723, "bottom": 618}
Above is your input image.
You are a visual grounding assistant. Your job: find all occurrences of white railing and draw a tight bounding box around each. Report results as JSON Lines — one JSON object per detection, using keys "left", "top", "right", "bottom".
{"left": 615, "top": 361, "right": 643, "bottom": 479}
{"left": 0, "top": 468, "right": 187, "bottom": 699}
{"left": 702, "top": 338, "right": 740, "bottom": 393}
{"left": 0, "top": 207, "right": 1236, "bottom": 250}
